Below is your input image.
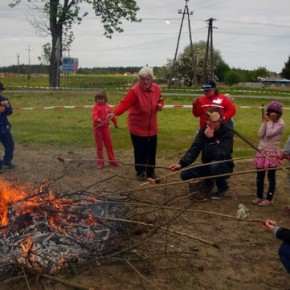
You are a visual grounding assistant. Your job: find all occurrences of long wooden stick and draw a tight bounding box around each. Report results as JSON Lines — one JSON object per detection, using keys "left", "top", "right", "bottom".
{"left": 57, "top": 156, "right": 169, "bottom": 169}
{"left": 115, "top": 165, "right": 290, "bottom": 194}
{"left": 205, "top": 110, "right": 288, "bottom": 174}
{"left": 140, "top": 156, "right": 254, "bottom": 186}
{"left": 224, "top": 122, "right": 289, "bottom": 175}
{"left": 21, "top": 267, "right": 31, "bottom": 290}
{"left": 99, "top": 216, "right": 218, "bottom": 248}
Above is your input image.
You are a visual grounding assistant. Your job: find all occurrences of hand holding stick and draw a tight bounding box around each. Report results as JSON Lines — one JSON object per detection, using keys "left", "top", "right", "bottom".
{"left": 260, "top": 219, "right": 277, "bottom": 232}
{"left": 107, "top": 113, "right": 115, "bottom": 121}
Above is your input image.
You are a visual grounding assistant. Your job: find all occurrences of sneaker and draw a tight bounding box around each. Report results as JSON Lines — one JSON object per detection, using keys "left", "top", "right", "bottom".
{"left": 211, "top": 189, "right": 227, "bottom": 200}
{"left": 2, "top": 163, "right": 16, "bottom": 169}
{"left": 147, "top": 173, "right": 160, "bottom": 184}
{"left": 202, "top": 180, "right": 215, "bottom": 195}
{"left": 258, "top": 199, "right": 272, "bottom": 207}
{"left": 137, "top": 172, "right": 147, "bottom": 181}
{"left": 251, "top": 198, "right": 263, "bottom": 205}
{"left": 97, "top": 162, "right": 104, "bottom": 169}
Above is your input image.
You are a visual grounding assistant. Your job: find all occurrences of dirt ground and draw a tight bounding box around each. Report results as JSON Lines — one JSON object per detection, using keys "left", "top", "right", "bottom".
{"left": 1, "top": 144, "right": 290, "bottom": 290}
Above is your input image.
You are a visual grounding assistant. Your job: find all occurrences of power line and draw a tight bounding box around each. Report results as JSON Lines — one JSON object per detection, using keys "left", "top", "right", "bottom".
{"left": 141, "top": 17, "right": 290, "bottom": 29}
{"left": 216, "top": 31, "right": 290, "bottom": 39}
{"left": 217, "top": 18, "right": 290, "bottom": 29}
{"left": 77, "top": 29, "right": 290, "bottom": 40}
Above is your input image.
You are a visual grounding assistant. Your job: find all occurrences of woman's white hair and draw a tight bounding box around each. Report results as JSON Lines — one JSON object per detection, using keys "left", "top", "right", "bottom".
{"left": 138, "top": 66, "right": 154, "bottom": 79}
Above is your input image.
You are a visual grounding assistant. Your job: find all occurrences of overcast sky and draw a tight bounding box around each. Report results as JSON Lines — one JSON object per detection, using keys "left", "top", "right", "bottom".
{"left": 1, "top": 0, "right": 290, "bottom": 73}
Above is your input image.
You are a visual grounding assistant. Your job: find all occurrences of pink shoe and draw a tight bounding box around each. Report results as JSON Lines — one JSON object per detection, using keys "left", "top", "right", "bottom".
{"left": 258, "top": 199, "right": 272, "bottom": 207}
{"left": 251, "top": 198, "right": 263, "bottom": 205}
{"left": 97, "top": 162, "right": 104, "bottom": 169}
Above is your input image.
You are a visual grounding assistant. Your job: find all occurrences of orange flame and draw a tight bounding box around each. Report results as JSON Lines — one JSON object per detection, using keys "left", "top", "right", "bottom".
{"left": 20, "top": 236, "right": 34, "bottom": 254}
{"left": 0, "top": 177, "right": 101, "bottom": 237}
{"left": 0, "top": 178, "right": 27, "bottom": 226}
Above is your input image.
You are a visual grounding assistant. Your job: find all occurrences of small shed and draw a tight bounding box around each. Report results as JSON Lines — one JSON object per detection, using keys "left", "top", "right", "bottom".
{"left": 257, "top": 77, "right": 290, "bottom": 84}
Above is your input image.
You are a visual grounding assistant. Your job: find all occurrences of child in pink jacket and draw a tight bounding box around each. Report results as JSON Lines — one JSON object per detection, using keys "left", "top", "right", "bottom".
{"left": 92, "top": 91, "right": 119, "bottom": 169}
{"left": 252, "top": 101, "right": 285, "bottom": 206}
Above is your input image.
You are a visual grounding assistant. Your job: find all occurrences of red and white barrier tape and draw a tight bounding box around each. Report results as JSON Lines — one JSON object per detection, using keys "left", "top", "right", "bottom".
{"left": 14, "top": 104, "right": 290, "bottom": 110}
{"left": 14, "top": 105, "right": 93, "bottom": 110}
{"left": 9, "top": 85, "right": 290, "bottom": 96}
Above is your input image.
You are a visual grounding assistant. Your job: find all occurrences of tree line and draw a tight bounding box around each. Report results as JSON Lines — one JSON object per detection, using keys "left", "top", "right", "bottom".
{"left": 1, "top": 59, "right": 289, "bottom": 87}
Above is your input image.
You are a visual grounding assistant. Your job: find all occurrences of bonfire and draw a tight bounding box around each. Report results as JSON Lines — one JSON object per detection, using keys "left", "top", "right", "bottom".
{"left": 0, "top": 178, "right": 127, "bottom": 279}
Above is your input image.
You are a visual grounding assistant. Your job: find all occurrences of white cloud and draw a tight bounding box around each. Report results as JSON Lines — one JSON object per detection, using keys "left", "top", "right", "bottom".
{"left": 0, "top": 0, "right": 290, "bottom": 73}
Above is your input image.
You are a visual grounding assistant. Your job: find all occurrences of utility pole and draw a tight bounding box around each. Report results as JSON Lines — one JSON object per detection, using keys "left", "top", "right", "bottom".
{"left": 16, "top": 53, "right": 20, "bottom": 73}
{"left": 26, "top": 45, "right": 32, "bottom": 66}
{"left": 203, "top": 18, "right": 216, "bottom": 82}
{"left": 169, "top": 0, "right": 196, "bottom": 87}
{"left": 26, "top": 45, "right": 32, "bottom": 79}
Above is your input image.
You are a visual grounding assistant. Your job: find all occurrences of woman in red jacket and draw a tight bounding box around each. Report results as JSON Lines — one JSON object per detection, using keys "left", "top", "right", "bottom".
{"left": 192, "top": 80, "right": 236, "bottom": 129}
{"left": 108, "top": 67, "right": 164, "bottom": 182}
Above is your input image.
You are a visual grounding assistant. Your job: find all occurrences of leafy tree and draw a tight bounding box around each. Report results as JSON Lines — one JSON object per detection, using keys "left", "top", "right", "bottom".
{"left": 154, "top": 66, "right": 169, "bottom": 83}
{"left": 223, "top": 66, "right": 276, "bottom": 85}
{"left": 215, "top": 59, "right": 230, "bottom": 83}
{"left": 9, "top": 0, "right": 141, "bottom": 87}
{"left": 38, "top": 43, "right": 51, "bottom": 65}
{"left": 223, "top": 70, "right": 242, "bottom": 85}
{"left": 281, "top": 56, "right": 290, "bottom": 79}
{"left": 167, "top": 41, "right": 229, "bottom": 86}
{"left": 252, "top": 66, "right": 271, "bottom": 80}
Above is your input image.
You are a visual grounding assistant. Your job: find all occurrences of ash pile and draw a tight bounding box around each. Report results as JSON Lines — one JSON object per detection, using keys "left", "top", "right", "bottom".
{"left": 0, "top": 179, "right": 129, "bottom": 279}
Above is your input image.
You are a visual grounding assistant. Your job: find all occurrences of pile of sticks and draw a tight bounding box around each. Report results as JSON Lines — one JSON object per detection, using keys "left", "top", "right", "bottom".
{"left": 0, "top": 188, "right": 129, "bottom": 279}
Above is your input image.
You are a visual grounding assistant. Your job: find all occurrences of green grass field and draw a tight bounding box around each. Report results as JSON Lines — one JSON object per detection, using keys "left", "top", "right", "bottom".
{"left": 2, "top": 74, "right": 290, "bottom": 160}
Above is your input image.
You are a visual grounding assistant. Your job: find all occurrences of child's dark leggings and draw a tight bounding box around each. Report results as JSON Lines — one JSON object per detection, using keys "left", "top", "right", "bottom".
{"left": 256, "top": 170, "right": 276, "bottom": 200}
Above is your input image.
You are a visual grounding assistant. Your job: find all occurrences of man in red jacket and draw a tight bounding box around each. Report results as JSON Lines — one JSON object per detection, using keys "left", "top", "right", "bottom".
{"left": 192, "top": 80, "right": 236, "bottom": 128}
{"left": 108, "top": 67, "right": 164, "bottom": 182}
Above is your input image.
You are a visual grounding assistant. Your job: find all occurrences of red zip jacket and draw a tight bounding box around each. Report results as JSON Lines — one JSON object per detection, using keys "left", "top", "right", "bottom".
{"left": 92, "top": 104, "right": 117, "bottom": 128}
{"left": 113, "top": 82, "right": 164, "bottom": 137}
{"left": 192, "top": 94, "right": 236, "bottom": 128}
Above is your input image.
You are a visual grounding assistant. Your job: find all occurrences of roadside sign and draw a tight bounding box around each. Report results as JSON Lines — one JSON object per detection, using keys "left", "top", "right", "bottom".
{"left": 60, "top": 57, "right": 79, "bottom": 73}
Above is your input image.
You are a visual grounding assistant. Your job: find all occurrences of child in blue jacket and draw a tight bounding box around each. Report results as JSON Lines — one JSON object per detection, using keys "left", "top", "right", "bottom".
{"left": 0, "top": 82, "right": 15, "bottom": 172}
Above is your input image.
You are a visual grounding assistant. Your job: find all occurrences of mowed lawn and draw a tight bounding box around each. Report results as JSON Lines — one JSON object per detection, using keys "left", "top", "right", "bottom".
{"left": 5, "top": 87, "right": 290, "bottom": 161}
